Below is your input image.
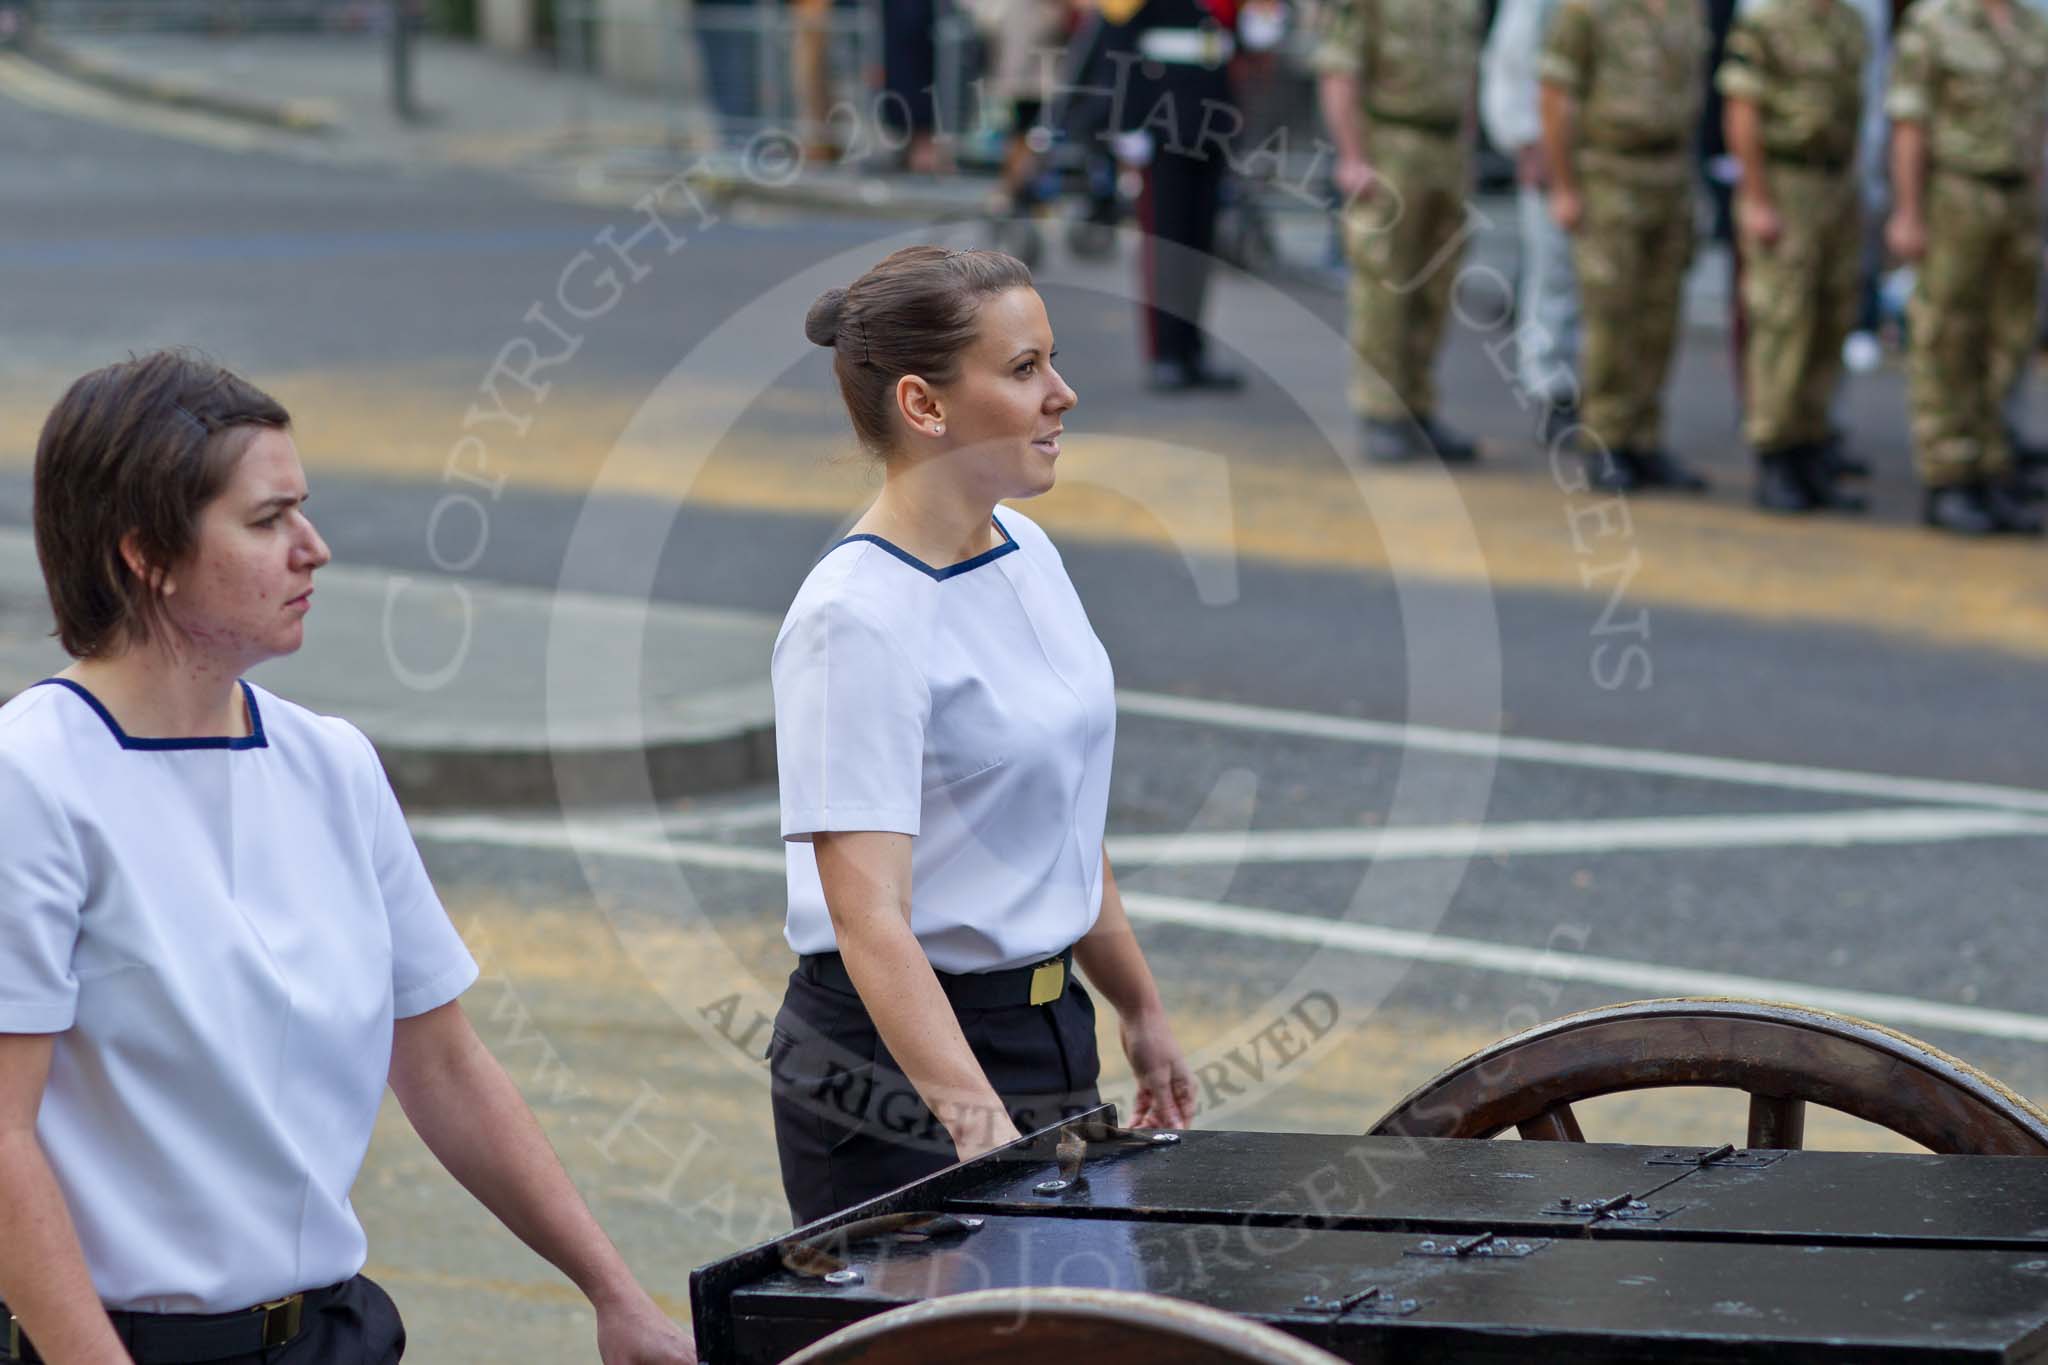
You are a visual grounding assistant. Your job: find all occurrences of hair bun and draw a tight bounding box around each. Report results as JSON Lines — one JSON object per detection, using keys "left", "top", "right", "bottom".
{"left": 804, "top": 287, "right": 847, "bottom": 348}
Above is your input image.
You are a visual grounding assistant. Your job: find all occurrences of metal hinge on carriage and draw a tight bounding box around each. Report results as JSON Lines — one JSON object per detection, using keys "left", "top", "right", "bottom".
{"left": 1539, "top": 1190, "right": 1684, "bottom": 1221}
{"left": 1643, "top": 1142, "right": 1787, "bottom": 1169}
{"left": 1297, "top": 1283, "right": 1424, "bottom": 1318}
{"left": 1405, "top": 1231, "right": 1549, "bottom": 1259}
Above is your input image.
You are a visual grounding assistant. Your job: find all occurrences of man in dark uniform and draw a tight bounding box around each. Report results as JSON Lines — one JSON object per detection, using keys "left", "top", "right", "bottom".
{"left": 1093, "top": 0, "right": 1246, "bottom": 391}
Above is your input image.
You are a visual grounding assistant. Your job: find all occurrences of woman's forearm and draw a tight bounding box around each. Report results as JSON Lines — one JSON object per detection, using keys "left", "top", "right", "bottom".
{"left": 388, "top": 1007, "right": 641, "bottom": 1313}
{"left": 1074, "top": 854, "right": 1166, "bottom": 1021}
{"left": 814, "top": 831, "right": 1014, "bottom": 1153}
{"left": 0, "top": 1131, "right": 127, "bottom": 1364}
{"left": 833, "top": 907, "right": 1013, "bottom": 1149}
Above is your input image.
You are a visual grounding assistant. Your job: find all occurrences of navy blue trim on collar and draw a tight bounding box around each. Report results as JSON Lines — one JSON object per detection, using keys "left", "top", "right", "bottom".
{"left": 35, "top": 678, "right": 269, "bottom": 751}
{"left": 832, "top": 515, "right": 1018, "bottom": 581}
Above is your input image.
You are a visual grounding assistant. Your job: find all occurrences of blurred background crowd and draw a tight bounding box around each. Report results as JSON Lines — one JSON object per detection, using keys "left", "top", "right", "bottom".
{"left": 7, "top": 0, "right": 2041, "bottom": 534}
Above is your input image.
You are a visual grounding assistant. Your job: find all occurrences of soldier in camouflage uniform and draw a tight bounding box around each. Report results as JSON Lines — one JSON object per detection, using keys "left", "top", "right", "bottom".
{"left": 1717, "top": 0, "right": 1868, "bottom": 514}
{"left": 1538, "top": 0, "right": 1712, "bottom": 493}
{"left": 1886, "top": 0, "right": 2048, "bottom": 536}
{"left": 1314, "top": 0, "right": 1487, "bottom": 464}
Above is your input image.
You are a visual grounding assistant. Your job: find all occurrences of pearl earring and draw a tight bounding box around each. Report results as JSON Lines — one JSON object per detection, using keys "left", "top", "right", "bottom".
{"left": 933, "top": 424, "right": 945, "bottom": 435}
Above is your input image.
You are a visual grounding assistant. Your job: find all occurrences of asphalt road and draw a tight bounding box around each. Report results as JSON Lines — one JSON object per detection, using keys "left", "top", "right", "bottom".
{"left": 7, "top": 75, "right": 2048, "bottom": 1361}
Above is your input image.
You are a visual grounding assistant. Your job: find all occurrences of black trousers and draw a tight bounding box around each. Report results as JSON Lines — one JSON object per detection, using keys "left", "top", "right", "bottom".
{"left": 878, "top": 0, "right": 938, "bottom": 137}
{"left": 1137, "top": 145, "right": 1227, "bottom": 366}
{"left": 768, "top": 966, "right": 1103, "bottom": 1227}
{"left": 12, "top": 1276, "right": 402, "bottom": 1365}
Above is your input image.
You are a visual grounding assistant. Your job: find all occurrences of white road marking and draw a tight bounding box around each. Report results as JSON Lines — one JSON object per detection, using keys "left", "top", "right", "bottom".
{"left": 1118, "top": 890, "right": 2048, "bottom": 1047}
{"left": 593, "top": 798, "right": 789, "bottom": 838}
{"left": 409, "top": 813, "right": 2048, "bottom": 1046}
{"left": 1107, "top": 807, "right": 2048, "bottom": 866}
{"left": 661, "top": 796, "right": 787, "bottom": 834}
{"left": 415, "top": 814, "right": 785, "bottom": 875}
{"left": 1116, "top": 689, "right": 2048, "bottom": 816}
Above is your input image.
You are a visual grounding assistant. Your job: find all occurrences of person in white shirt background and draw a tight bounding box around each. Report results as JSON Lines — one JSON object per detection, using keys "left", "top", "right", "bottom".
{"left": 1480, "top": 0, "right": 1583, "bottom": 449}
{"left": 0, "top": 352, "right": 694, "bottom": 1365}
{"left": 768, "top": 246, "right": 1196, "bottom": 1226}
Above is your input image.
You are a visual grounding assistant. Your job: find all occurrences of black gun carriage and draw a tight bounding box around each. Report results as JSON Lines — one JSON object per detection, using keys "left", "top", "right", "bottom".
{"left": 692, "top": 998, "right": 2048, "bottom": 1363}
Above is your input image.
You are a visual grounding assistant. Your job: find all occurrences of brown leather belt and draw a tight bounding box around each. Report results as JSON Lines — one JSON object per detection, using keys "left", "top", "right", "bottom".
{"left": 1765, "top": 147, "right": 1852, "bottom": 175}
{"left": 1588, "top": 139, "right": 1685, "bottom": 158}
{"left": 1365, "top": 107, "right": 1461, "bottom": 138}
{"left": 1936, "top": 163, "right": 2032, "bottom": 190}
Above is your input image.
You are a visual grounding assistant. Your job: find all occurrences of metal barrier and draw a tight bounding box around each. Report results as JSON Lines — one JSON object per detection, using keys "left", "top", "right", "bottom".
{"left": 549, "top": 0, "right": 1005, "bottom": 156}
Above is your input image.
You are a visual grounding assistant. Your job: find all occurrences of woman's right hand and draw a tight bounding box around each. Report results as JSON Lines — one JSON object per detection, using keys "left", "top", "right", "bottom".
{"left": 948, "top": 1104, "right": 1023, "bottom": 1164}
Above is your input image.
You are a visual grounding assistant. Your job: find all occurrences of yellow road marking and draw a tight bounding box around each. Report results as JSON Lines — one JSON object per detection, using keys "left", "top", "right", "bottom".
{"left": 4, "top": 368, "right": 2043, "bottom": 660}
{"left": 0, "top": 51, "right": 281, "bottom": 152}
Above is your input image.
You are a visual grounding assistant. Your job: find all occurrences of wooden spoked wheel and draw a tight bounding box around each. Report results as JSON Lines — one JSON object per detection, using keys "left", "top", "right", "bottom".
{"left": 1368, "top": 997, "right": 2048, "bottom": 1155}
{"left": 779, "top": 1287, "right": 1348, "bottom": 1365}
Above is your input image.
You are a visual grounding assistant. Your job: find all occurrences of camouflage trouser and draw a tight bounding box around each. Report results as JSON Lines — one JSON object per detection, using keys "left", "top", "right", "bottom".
{"left": 1740, "top": 164, "right": 1861, "bottom": 452}
{"left": 1908, "top": 168, "right": 2043, "bottom": 486}
{"left": 1571, "top": 166, "right": 1694, "bottom": 454}
{"left": 1344, "top": 124, "right": 1473, "bottom": 421}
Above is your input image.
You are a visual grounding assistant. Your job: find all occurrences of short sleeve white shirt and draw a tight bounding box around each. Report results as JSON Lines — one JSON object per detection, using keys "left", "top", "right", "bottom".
{"left": 774, "top": 509, "right": 1117, "bottom": 973}
{"left": 0, "top": 679, "right": 478, "bottom": 1313}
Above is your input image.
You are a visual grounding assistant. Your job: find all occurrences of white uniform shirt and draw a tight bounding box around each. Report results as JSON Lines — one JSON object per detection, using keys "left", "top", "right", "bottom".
{"left": 0, "top": 680, "right": 478, "bottom": 1314}
{"left": 774, "top": 509, "right": 1117, "bottom": 974}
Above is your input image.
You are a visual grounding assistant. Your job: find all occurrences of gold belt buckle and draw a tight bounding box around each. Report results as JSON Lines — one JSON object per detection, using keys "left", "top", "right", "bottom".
{"left": 257, "top": 1295, "right": 303, "bottom": 1349}
{"left": 1028, "top": 958, "right": 1066, "bottom": 1007}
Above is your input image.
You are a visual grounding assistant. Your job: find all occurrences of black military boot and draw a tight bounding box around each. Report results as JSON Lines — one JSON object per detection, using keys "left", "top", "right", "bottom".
{"left": 1983, "top": 476, "right": 2046, "bottom": 535}
{"left": 1626, "top": 447, "right": 1711, "bottom": 493}
{"left": 1362, "top": 417, "right": 1430, "bottom": 464}
{"left": 1420, "top": 415, "right": 1480, "bottom": 464}
{"left": 1922, "top": 483, "right": 2000, "bottom": 536}
{"left": 1754, "top": 449, "right": 1817, "bottom": 513}
{"left": 1582, "top": 443, "right": 1637, "bottom": 493}
{"left": 1791, "top": 443, "right": 1869, "bottom": 513}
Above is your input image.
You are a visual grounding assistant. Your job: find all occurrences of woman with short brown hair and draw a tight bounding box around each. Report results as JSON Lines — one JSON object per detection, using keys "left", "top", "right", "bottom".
{"left": 0, "top": 351, "right": 694, "bottom": 1364}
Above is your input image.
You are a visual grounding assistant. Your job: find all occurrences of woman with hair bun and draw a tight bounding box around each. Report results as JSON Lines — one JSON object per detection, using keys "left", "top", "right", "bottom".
{"left": 769, "top": 246, "right": 1196, "bottom": 1225}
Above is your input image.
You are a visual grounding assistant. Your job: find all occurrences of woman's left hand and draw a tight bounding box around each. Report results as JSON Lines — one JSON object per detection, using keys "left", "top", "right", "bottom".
{"left": 1119, "top": 1006, "right": 1197, "bottom": 1130}
{"left": 596, "top": 1293, "right": 698, "bottom": 1364}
